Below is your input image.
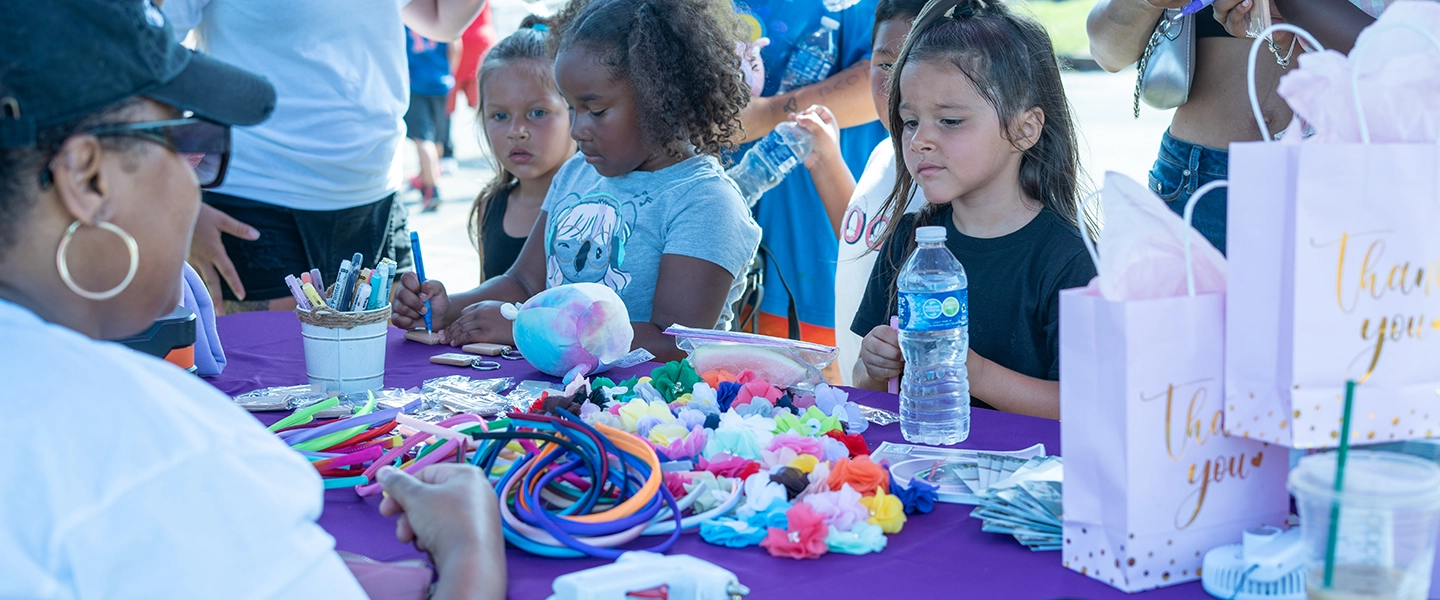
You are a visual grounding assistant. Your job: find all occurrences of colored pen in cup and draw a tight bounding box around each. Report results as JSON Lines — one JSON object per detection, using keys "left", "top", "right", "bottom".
{"left": 310, "top": 268, "right": 325, "bottom": 301}
{"left": 410, "top": 231, "right": 432, "bottom": 334}
{"left": 889, "top": 315, "right": 900, "bottom": 394}
{"left": 285, "top": 274, "right": 312, "bottom": 310}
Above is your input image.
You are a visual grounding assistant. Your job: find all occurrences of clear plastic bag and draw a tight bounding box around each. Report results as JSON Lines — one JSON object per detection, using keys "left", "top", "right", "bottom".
{"left": 234, "top": 385, "right": 328, "bottom": 412}
{"left": 420, "top": 376, "right": 517, "bottom": 417}
{"left": 664, "top": 325, "right": 837, "bottom": 390}
{"left": 1246, "top": 0, "right": 1273, "bottom": 40}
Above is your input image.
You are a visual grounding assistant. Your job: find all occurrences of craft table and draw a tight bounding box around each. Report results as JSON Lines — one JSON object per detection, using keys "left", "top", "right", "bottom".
{"left": 209, "top": 311, "right": 1208, "bottom": 599}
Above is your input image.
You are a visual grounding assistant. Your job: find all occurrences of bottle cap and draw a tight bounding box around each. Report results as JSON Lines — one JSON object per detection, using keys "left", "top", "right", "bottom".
{"left": 915, "top": 226, "right": 945, "bottom": 243}
{"left": 820, "top": 16, "right": 840, "bottom": 30}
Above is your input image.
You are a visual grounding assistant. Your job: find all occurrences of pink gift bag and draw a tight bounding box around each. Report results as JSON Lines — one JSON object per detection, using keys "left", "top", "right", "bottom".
{"left": 1061, "top": 179, "right": 1289, "bottom": 593}
{"left": 1224, "top": 22, "right": 1440, "bottom": 449}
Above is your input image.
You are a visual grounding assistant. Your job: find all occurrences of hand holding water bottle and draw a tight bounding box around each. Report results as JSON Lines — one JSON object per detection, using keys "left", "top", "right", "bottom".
{"left": 790, "top": 105, "right": 842, "bottom": 170}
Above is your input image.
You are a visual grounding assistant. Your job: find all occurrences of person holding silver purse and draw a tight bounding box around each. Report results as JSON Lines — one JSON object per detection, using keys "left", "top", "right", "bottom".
{"left": 1088, "top": 0, "right": 1296, "bottom": 255}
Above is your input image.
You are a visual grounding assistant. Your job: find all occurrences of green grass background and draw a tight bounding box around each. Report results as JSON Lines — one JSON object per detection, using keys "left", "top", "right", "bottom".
{"left": 1015, "top": 0, "right": 1100, "bottom": 58}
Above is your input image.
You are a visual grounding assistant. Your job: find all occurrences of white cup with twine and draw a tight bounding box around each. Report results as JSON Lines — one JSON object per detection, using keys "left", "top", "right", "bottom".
{"left": 296, "top": 294, "right": 389, "bottom": 393}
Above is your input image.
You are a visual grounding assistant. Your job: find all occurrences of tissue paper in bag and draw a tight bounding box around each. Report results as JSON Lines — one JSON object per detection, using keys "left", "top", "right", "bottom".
{"left": 1062, "top": 173, "right": 1287, "bottom": 593}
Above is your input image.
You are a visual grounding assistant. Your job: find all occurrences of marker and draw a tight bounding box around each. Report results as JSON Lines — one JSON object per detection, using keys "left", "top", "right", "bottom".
{"left": 310, "top": 268, "right": 325, "bottom": 300}
{"left": 301, "top": 282, "right": 328, "bottom": 309}
{"left": 343, "top": 252, "right": 364, "bottom": 311}
{"left": 368, "top": 263, "right": 387, "bottom": 309}
{"left": 1172, "top": 0, "right": 1214, "bottom": 20}
{"left": 410, "top": 231, "right": 432, "bottom": 334}
{"left": 354, "top": 283, "right": 372, "bottom": 312}
{"left": 377, "top": 259, "right": 398, "bottom": 308}
{"left": 889, "top": 315, "right": 900, "bottom": 395}
{"left": 333, "top": 259, "right": 355, "bottom": 310}
{"left": 285, "top": 274, "right": 313, "bottom": 310}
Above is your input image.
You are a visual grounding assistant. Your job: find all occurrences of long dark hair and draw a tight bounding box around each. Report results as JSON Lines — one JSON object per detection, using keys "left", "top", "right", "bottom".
{"left": 873, "top": 0, "right": 1093, "bottom": 260}
{"left": 468, "top": 16, "right": 558, "bottom": 273}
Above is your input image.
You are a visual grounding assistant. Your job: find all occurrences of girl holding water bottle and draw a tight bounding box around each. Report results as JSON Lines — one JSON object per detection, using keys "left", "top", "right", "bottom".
{"left": 850, "top": 0, "right": 1096, "bottom": 422}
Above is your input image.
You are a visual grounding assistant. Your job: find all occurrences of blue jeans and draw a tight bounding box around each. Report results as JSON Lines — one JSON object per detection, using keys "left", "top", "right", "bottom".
{"left": 1148, "top": 130, "right": 1229, "bottom": 255}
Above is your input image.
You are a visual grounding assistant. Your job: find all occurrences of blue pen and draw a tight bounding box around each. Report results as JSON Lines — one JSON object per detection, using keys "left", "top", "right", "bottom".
{"left": 410, "top": 231, "right": 432, "bottom": 334}
{"left": 1173, "top": 0, "right": 1215, "bottom": 19}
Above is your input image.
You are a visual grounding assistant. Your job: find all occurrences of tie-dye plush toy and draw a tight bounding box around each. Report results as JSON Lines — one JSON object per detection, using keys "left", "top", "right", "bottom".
{"left": 501, "top": 283, "right": 633, "bottom": 380}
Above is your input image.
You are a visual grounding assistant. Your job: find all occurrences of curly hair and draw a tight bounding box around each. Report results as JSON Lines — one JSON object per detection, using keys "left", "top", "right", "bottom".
{"left": 549, "top": 0, "right": 751, "bottom": 159}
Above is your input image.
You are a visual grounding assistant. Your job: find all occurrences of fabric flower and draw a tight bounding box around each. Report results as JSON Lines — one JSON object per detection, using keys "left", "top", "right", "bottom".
{"left": 767, "top": 432, "right": 824, "bottom": 457}
{"left": 636, "top": 414, "right": 665, "bottom": 439}
{"left": 774, "top": 394, "right": 797, "bottom": 415}
{"left": 656, "top": 426, "right": 708, "bottom": 461}
{"left": 745, "top": 498, "right": 790, "bottom": 531}
{"left": 826, "top": 523, "right": 888, "bottom": 555}
{"left": 825, "top": 429, "right": 870, "bottom": 457}
{"left": 612, "top": 376, "right": 642, "bottom": 401}
{"left": 775, "top": 407, "right": 841, "bottom": 437}
{"left": 633, "top": 380, "right": 665, "bottom": 404}
{"left": 715, "top": 381, "right": 742, "bottom": 412}
{"left": 818, "top": 437, "right": 850, "bottom": 462}
{"left": 760, "top": 503, "right": 829, "bottom": 560}
{"left": 734, "top": 397, "right": 776, "bottom": 418}
{"left": 760, "top": 446, "right": 800, "bottom": 472}
{"left": 697, "top": 453, "right": 761, "bottom": 480}
{"left": 827, "top": 455, "right": 889, "bottom": 496}
{"left": 646, "top": 421, "right": 691, "bottom": 446}
{"left": 705, "top": 427, "right": 766, "bottom": 461}
{"left": 650, "top": 361, "right": 703, "bottom": 403}
{"left": 787, "top": 453, "right": 820, "bottom": 474}
{"left": 791, "top": 392, "right": 817, "bottom": 410}
{"left": 770, "top": 466, "right": 810, "bottom": 500}
{"left": 738, "top": 473, "right": 788, "bottom": 519}
{"left": 619, "top": 397, "right": 674, "bottom": 432}
{"left": 702, "top": 369, "right": 739, "bottom": 389}
{"left": 580, "top": 403, "right": 624, "bottom": 430}
{"left": 700, "top": 518, "right": 767, "bottom": 548}
{"left": 814, "top": 383, "right": 868, "bottom": 434}
{"left": 676, "top": 407, "right": 707, "bottom": 430}
{"left": 684, "top": 471, "right": 722, "bottom": 512}
{"left": 663, "top": 471, "right": 690, "bottom": 499}
{"left": 685, "top": 382, "right": 722, "bottom": 417}
{"left": 860, "top": 488, "right": 907, "bottom": 534}
{"left": 889, "top": 472, "right": 938, "bottom": 515}
{"left": 734, "top": 379, "right": 783, "bottom": 407}
{"left": 802, "top": 483, "right": 868, "bottom": 531}
{"left": 801, "top": 462, "right": 832, "bottom": 499}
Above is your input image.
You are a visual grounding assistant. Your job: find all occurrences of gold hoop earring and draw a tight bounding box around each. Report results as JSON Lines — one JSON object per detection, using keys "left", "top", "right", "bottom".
{"left": 55, "top": 220, "right": 139, "bottom": 301}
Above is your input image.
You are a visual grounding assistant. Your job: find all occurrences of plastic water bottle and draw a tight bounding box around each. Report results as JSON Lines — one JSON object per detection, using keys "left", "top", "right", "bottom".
{"left": 897, "top": 225, "right": 970, "bottom": 445}
{"left": 777, "top": 17, "right": 839, "bottom": 93}
{"left": 726, "top": 121, "right": 813, "bottom": 206}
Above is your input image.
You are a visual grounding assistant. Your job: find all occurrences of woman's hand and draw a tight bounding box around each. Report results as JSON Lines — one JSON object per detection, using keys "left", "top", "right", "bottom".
{"left": 377, "top": 464, "right": 505, "bottom": 600}
{"left": 792, "top": 105, "right": 843, "bottom": 171}
{"left": 1213, "top": 0, "right": 1290, "bottom": 41}
{"left": 442, "top": 300, "right": 515, "bottom": 347}
{"left": 858, "top": 324, "right": 905, "bottom": 383}
{"left": 391, "top": 271, "right": 452, "bottom": 331}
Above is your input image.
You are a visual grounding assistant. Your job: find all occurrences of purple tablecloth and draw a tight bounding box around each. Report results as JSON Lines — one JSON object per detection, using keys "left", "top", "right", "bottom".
{"left": 209, "top": 311, "right": 1209, "bottom": 599}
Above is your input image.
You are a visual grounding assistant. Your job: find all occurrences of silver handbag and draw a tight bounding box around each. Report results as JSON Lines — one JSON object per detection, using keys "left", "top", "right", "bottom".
{"left": 1133, "top": 9, "right": 1195, "bottom": 118}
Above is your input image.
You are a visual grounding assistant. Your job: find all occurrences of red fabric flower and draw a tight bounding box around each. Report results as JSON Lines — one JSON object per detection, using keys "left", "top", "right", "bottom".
{"left": 825, "top": 429, "right": 871, "bottom": 457}
{"left": 827, "top": 455, "right": 889, "bottom": 496}
{"left": 735, "top": 379, "right": 783, "bottom": 407}
{"left": 760, "top": 503, "right": 829, "bottom": 559}
{"left": 698, "top": 453, "right": 762, "bottom": 480}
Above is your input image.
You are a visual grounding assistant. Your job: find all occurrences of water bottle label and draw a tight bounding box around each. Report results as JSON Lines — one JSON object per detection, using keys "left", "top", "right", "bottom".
{"left": 898, "top": 289, "right": 967, "bottom": 332}
{"left": 756, "top": 135, "right": 799, "bottom": 173}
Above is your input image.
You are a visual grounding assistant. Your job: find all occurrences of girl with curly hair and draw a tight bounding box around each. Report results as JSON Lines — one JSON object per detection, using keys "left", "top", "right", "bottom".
{"left": 394, "top": 0, "right": 763, "bottom": 362}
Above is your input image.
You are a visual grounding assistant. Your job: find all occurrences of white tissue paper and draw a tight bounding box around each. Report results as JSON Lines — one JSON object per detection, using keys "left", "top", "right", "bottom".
{"left": 1092, "top": 172, "right": 1226, "bottom": 301}
{"left": 1277, "top": 2, "right": 1440, "bottom": 144}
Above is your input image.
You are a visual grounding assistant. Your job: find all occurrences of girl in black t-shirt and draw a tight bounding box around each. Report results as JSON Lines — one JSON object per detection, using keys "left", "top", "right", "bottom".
{"left": 468, "top": 18, "right": 577, "bottom": 282}
{"left": 851, "top": 0, "right": 1097, "bottom": 420}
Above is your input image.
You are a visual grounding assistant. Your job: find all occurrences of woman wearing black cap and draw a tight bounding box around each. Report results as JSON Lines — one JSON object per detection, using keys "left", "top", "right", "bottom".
{"left": 0, "top": 1, "right": 503, "bottom": 598}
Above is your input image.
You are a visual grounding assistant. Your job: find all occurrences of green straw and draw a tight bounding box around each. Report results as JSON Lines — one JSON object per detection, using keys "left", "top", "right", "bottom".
{"left": 1323, "top": 379, "right": 1358, "bottom": 588}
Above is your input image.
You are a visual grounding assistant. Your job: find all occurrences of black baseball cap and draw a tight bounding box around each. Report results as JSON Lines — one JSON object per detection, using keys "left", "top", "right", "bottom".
{"left": 0, "top": 0, "right": 277, "bottom": 149}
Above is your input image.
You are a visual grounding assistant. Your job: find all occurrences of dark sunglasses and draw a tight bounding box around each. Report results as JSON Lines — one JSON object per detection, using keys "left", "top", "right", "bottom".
{"left": 87, "top": 117, "right": 232, "bottom": 188}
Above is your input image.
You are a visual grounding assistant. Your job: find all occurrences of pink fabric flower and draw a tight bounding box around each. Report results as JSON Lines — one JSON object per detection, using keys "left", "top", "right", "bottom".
{"left": 657, "top": 426, "right": 708, "bottom": 461}
{"left": 698, "top": 453, "right": 762, "bottom": 480}
{"left": 735, "top": 379, "right": 783, "bottom": 407}
{"left": 663, "top": 472, "right": 690, "bottom": 499}
{"left": 767, "top": 431, "right": 825, "bottom": 457}
{"left": 802, "top": 483, "right": 869, "bottom": 531}
{"left": 760, "top": 502, "right": 829, "bottom": 560}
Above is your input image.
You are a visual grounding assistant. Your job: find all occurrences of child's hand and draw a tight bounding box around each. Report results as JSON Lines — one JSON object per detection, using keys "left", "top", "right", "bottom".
{"left": 443, "top": 300, "right": 516, "bottom": 347}
{"left": 792, "top": 105, "right": 843, "bottom": 171}
{"left": 392, "top": 271, "right": 452, "bottom": 332}
{"left": 859, "top": 324, "right": 905, "bottom": 382}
